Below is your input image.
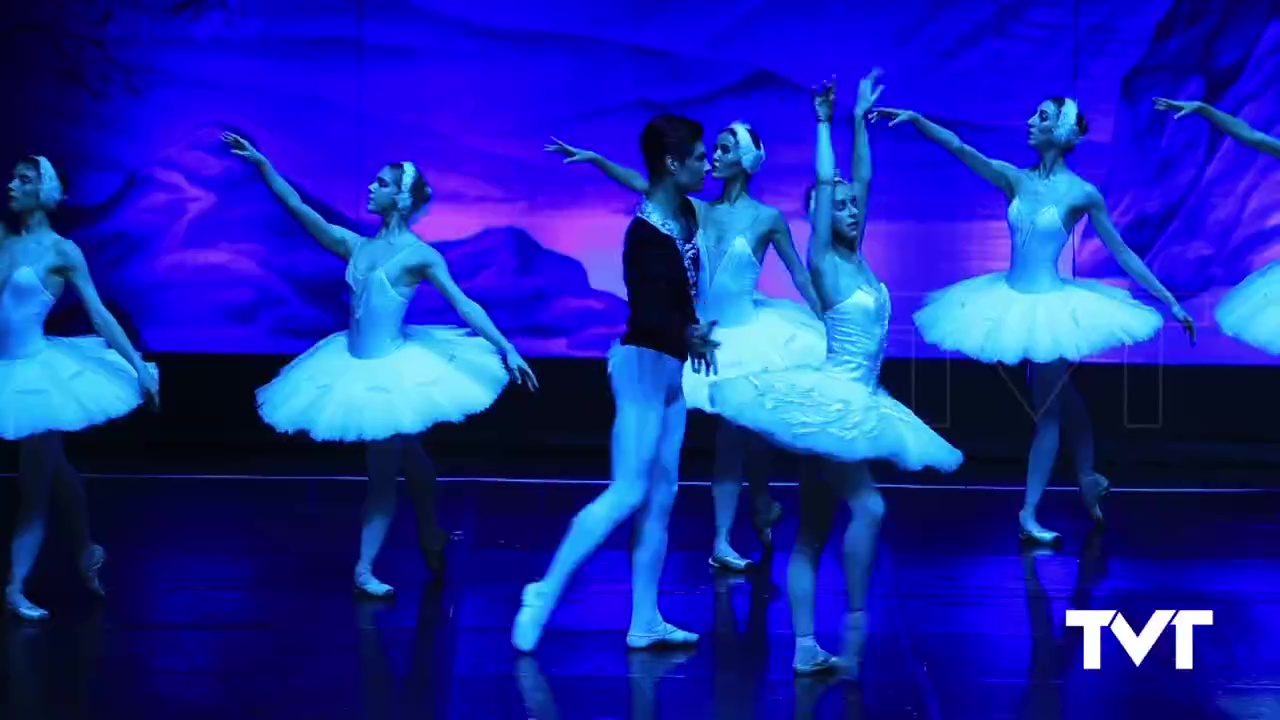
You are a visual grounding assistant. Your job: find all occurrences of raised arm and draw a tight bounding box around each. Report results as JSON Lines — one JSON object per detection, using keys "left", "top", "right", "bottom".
{"left": 765, "top": 209, "right": 822, "bottom": 316}
{"left": 1153, "top": 98, "right": 1280, "bottom": 158}
{"left": 809, "top": 79, "right": 838, "bottom": 267}
{"left": 57, "top": 238, "right": 160, "bottom": 405}
{"left": 851, "top": 69, "right": 883, "bottom": 243}
{"left": 545, "top": 138, "right": 650, "bottom": 193}
{"left": 415, "top": 246, "right": 538, "bottom": 388}
{"left": 223, "top": 132, "right": 360, "bottom": 258}
{"left": 1083, "top": 187, "right": 1195, "bottom": 343}
{"left": 872, "top": 107, "right": 1018, "bottom": 199}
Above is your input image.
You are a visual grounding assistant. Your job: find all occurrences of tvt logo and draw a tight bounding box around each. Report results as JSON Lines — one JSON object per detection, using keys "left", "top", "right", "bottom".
{"left": 1065, "top": 610, "right": 1213, "bottom": 669}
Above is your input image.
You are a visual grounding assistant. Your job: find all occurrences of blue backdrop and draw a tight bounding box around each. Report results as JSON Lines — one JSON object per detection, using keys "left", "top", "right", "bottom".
{"left": 4, "top": 0, "right": 1278, "bottom": 363}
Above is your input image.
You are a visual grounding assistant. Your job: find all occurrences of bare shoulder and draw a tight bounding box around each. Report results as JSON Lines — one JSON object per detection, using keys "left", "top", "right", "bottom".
{"left": 405, "top": 237, "right": 445, "bottom": 272}
{"left": 1074, "top": 177, "right": 1104, "bottom": 208}
{"left": 52, "top": 234, "right": 87, "bottom": 266}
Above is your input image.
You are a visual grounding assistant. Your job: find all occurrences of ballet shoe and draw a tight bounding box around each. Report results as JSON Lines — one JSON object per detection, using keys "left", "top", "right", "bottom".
{"left": 708, "top": 544, "right": 752, "bottom": 572}
{"left": 793, "top": 639, "right": 838, "bottom": 675}
{"left": 354, "top": 569, "right": 394, "bottom": 598}
{"left": 5, "top": 587, "right": 49, "bottom": 622}
{"left": 1080, "top": 473, "right": 1111, "bottom": 524}
{"left": 625, "top": 620, "right": 699, "bottom": 650}
{"left": 80, "top": 544, "right": 106, "bottom": 597}
{"left": 512, "top": 582, "right": 553, "bottom": 653}
{"left": 1018, "top": 512, "right": 1061, "bottom": 545}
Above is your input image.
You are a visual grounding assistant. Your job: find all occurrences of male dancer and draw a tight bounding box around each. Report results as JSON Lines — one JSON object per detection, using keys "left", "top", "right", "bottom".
{"left": 513, "top": 114, "right": 717, "bottom": 651}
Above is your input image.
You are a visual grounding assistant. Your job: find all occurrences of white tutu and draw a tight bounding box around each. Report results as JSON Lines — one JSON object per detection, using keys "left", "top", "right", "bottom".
{"left": 257, "top": 325, "right": 509, "bottom": 442}
{"left": 682, "top": 296, "right": 826, "bottom": 411}
{"left": 913, "top": 272, "right": 1163, "bottom": 365}
{"left": 0, "top": 336, "right": 155, "bottom": 440}
{"left": 1215, "top": 261, "right": 1280, "bottom": 354}
{"left": 708, "top": 364, "right": 962, "bottom": 471}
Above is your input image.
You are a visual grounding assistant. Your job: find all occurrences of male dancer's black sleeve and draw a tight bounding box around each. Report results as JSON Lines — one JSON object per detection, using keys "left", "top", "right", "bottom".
{"left": 620, "top": 222, "right": 698, "bottom": 362}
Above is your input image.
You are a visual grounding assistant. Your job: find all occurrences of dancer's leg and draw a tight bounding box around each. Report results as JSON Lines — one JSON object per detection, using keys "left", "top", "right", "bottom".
{"left": 356, "top": 436, "right": 405, "bottom": 596}
{"left": 628, "top": 385, "right": 697, "bottom": 647}
{"left": 823, "top": 460, "right": 884, "bottom": 676}
{"left": 744, "top": 431, "right": 781, "bottom": 546}
{"left": 1061, "top": 380, "right": 1109, "bottom": 522}
{"left": 402, "top": 438, "right": 447, "bottom": 572}
{"left": 709, "top": 420, "right": 750, "bottom": 568}
{"left": 512, "top": 347, "right": 664, "bottom": 651}
{"left": 7, "top": 432, "right": 59, "bottom": 619}
{"left": 790, "top": 458, "right": 837, "bottom": 672}
{"left": 49, "top": 441, "right": 104, "bottom": 595}
{"left": 1020, "top": 361, "right": 1068, "bottom": 541}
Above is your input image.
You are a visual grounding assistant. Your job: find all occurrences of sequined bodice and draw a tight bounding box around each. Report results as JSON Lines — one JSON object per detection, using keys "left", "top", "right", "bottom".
{"left": 824, "top": 282, "right": 890, "bottom": 385}
{"left": 0, "top": 266, "right": 55, "bottom": 359}
{"left": 697, "top": 234, "right": 762, "bottom": 327}
{"left": 1005, "top": 197, "right": 1074, "bottom": 293}
{"left": 344, "top": 248, "right": 417, "bottom": 359}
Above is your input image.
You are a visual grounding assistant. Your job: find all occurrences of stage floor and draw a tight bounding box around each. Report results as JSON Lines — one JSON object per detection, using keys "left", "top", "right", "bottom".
{"left": 1, "top": 477, "right": 1277, "bottom": 719}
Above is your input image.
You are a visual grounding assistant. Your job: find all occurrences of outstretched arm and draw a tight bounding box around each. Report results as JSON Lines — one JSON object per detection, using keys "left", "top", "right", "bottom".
{"left": 223, "top": 133, "right": 360, "bottom": 258}
{"left": 850, "top": 69, "right": 883, "bottom": 242}
{"left": 766, "top": 210, "right": 822, "bottom": 316}
{"left": 809, "top": 80, "right": 838, "bottom": 268}
{"left": 57, "top": 239, "right": 160, "bottom": 401}
{"left": 416, "top": 247, "right": 538, "bottom": 387}
{"left": 545, "top": 138, "right": 650, "bottom": 193}
{"left": 872, "top": 108, "right": 1018, "bottom": 199}
{"left": 1154, "top": 98, "right": 1280, "bottom": 158}
{"left": 1083, "top": 188, "right": 1195, "bottom": 342}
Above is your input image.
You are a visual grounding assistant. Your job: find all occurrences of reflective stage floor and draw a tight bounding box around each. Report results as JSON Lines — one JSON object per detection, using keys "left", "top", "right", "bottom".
{"left": 1, "top": 476, "right": 1277, "bottom": 719}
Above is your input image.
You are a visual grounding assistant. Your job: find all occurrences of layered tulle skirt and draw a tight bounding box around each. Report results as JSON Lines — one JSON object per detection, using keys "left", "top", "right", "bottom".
{"left": 1215, "top": 261, "right": 1280, "bottom": 354}
{"left": 707, "top": 362, "right": 962, "bottom": 471}
{"left": 682, "top": 296, "right": 827, "bottom": 411}
{"left": 913, "top": 272, "right": 1163, "bottom": 365}
{"left": 257, "top": 325, "right": 509, "bottom": 442}
{"left": 0, "top": 336, "right": 155, "bottom": 440}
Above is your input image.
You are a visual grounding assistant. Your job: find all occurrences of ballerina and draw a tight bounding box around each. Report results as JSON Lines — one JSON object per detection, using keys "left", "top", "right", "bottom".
{"left": 2, "top": 156, "right": 160, "bottom": 621}
{"left": 546, "top": 121, "right": 826, "bottom": 571}
{"left": 709, "top": 71, "right": 963, "bottom": 677}
{"left": 871, "top": 95, "right": 1195, "bottom": 543}
{"left": 512, "top": 113, "right": 718, "bottom": 652}
{"left": 1154, "top": 96, "right": 1280, "bottom": 353}
{"left": 223, "top": 133, "right": 537, "bottom": 596}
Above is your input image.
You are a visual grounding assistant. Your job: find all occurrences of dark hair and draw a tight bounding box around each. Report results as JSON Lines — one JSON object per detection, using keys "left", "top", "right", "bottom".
{"left": 391, "top": 162, "right": 432, "bottom": 212}
{"left": 640, "top": 114, "right": 704, "bottom": 179}
{"left": 1048, "top": 97, "right": 1090, "bottom": 138}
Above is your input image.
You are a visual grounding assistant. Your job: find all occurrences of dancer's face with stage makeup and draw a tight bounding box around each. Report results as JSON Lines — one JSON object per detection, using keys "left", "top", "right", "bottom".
{"left": 668, "top": 141, "right": 710, "bottom": 194}
{"left": 831, "top": 183, "right": 860, "bottom": 243}
{"left": 711, "top": 131, "right": 745, "bottom": 179}
{"left": 8, "top": 161, "right": 46, "bottom": 214}
{"left": 1027, "top": 100, "right": 1064, "bottom": 151}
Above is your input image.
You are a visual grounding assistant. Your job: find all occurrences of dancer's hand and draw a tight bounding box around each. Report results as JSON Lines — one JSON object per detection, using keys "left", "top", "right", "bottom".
{"left": 1172, "top": 305, "right": 1196, "bottom": 345}
{"left": 868, "top": 107, "right": 917, "bottom": 127}
{"left": 222, "top": 132, "right": 267, "bottom": 165}
{"left": 544, "top": 137, "right": 599, "bottom": 164}
{"left": 504, "top": 348, "right": 539, "bottom": 390}
{"left": 855, "top": 68, "right": 885, "bottom": 116}
{"left": 137, "top": 365, "right": 160, "bottom": 411}
{"left": 812, "top": 76, "right": 836, "bottom": 122}
{"left": 1152, "top": 97, "right": 1202, "bottom": 119}
{"left": 688, "top": 321, "right": 720, "bottom": 376}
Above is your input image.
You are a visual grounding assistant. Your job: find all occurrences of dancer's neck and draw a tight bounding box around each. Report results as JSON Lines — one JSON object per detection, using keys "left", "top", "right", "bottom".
{"left": 718, "top": 174, "right": 750, "bottom": 205}
{"left": 1033, "top": 150, "right": 1067, "bottom": 178}
{"left": 19, "top": 211, "right": 51, "bottom": 235}
{"left": 644, "top": 179, "right": 685, "bottom": 219}
{"left": 377, "top": 213, "right": 411, "bottom": 238}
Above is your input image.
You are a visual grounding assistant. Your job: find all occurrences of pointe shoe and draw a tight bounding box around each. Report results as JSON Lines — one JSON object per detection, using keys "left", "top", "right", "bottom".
{"left": 793, "top": 641, "right": 838, "bottom": 675}
{"left": 354, "top": 569, "right": 394, "bottom": 598}
{"left": 5, "top": 587, "right": 49, "bottom": 622}
{"left": 708, "top": 544, "right": 752, "bottom": 572}
{"left": 1018, "top": 512, "right": 1061, "bottom": 545}
{"left": 625, "top": 621, "right": 699, "bottom": 650}
{"left": 512, "top": 582, "right": 553, "bottom": 653}
{"left": 1080, "top": 473, "right": 1111, "bottom": 524}
{"left": 81, "top": 545, "right": 106, "bottom": 597}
